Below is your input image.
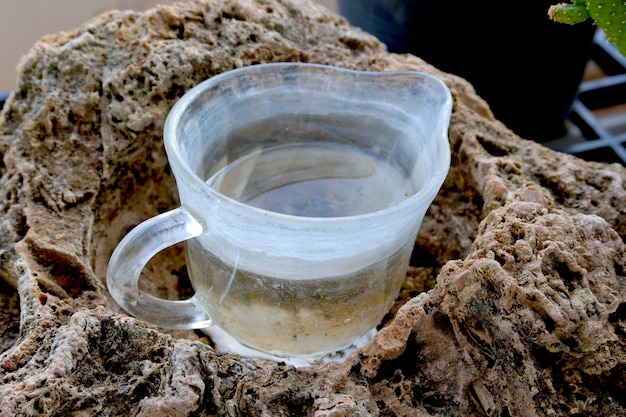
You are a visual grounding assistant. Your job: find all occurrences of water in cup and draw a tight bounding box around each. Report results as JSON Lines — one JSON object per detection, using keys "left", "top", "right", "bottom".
{"left": 187, "top": 141, "right": 416, "bottom": 357}
{"left": 207, "top": 141, "right": 414, "bottom": 217}
{"left": 188, "top": 238, "right": 412, "bottom": 357}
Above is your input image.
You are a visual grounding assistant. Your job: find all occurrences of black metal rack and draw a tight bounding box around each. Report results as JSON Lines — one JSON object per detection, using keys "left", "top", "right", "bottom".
{"left": 545, "top": 29, "right": 626, "bottom": 166}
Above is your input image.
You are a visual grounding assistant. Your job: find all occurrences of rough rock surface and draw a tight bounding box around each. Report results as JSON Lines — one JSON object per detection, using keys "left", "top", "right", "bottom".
{"left": 0, "top": 0, "right": 625, "bottom": 415}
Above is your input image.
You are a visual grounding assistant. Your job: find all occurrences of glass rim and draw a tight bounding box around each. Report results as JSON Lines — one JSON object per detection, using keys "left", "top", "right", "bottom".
{"left": 163, "top": 62, "right": 452, "bottom": 224}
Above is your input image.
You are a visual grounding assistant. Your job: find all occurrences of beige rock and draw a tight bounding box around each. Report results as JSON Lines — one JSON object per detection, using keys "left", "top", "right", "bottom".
{"left": 0, "top": 0, "right": 624, "bottom": 415}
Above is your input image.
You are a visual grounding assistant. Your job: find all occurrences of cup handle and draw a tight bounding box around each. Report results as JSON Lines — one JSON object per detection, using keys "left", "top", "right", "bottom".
{"left": 106, "top": 207, "right": 212, "bottom": 329}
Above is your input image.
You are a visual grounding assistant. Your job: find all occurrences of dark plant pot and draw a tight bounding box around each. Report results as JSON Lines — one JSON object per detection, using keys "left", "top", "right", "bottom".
{"left": 0, "top": 91, "right": 10, "bottom": 111}
{"left": 339, "top": 0, "right": 597, "bottom": 142}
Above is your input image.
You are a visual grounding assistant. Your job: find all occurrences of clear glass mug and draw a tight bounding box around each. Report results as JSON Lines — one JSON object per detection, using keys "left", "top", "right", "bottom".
{"left": 106, "top": 63, "right": 452, "bottom": 359}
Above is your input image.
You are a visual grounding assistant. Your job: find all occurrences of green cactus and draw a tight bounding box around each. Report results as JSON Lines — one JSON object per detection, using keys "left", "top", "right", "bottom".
{"left": 549, "top": 0, "right": 626, "bottom": 56}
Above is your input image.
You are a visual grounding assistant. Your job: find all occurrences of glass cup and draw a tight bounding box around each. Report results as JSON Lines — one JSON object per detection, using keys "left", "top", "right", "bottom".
{"left": 106, "top": 63, "right": 452, "bottom": 359}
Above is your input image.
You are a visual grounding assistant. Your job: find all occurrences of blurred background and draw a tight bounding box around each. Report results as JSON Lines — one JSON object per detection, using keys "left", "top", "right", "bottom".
{"left": 0, "top": 0, "right": 338, "bottom": 92}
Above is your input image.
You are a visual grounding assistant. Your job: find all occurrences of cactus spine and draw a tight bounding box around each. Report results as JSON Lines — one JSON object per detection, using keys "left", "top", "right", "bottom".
{"left": 549, "top": 1, "right": 626, "bottom": 56}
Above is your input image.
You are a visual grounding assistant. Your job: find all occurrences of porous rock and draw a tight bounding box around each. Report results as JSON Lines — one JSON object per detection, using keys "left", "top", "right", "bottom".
{"left": 0, "top": 0, "right": 624, "bottom": 415}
